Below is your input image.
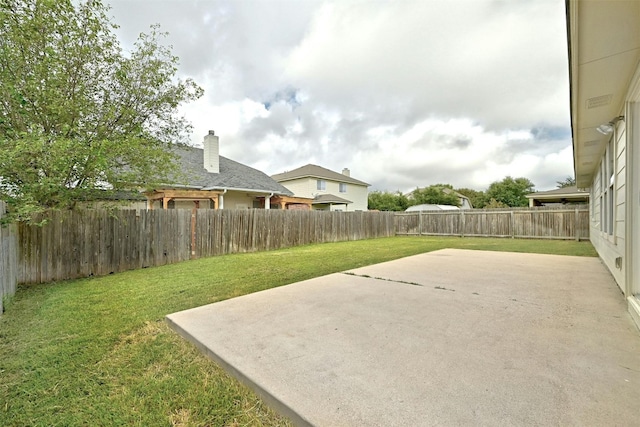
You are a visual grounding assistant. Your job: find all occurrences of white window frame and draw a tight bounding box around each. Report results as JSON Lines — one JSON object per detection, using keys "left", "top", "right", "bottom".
{"left": 601, "top": 137, "right": 615, "bottom": 236}
{"left": 317, "top": 179, "right": 326, "bottom": 190}
{"left": 339, "top": 183, "right": 347, "bottom": 193}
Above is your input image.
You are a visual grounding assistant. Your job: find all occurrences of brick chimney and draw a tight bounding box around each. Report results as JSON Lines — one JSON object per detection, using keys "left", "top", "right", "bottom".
{"left": 203, "top": 130, "right": 219, "bottom": 173}
{"left": 342, "top": 168, "right": 350, "bottom": 177}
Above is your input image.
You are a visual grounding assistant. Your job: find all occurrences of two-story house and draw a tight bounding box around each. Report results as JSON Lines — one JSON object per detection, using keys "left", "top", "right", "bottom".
{"left": 272, "top": 164, "right": 370, "bottom": 211}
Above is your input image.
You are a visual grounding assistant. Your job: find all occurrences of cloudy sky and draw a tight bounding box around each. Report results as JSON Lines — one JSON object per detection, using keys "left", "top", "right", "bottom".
{"left": 107, "top": 0, "right": 572, "bottom": 192}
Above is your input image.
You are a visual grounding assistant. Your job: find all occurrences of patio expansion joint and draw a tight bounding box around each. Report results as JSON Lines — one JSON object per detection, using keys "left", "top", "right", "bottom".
{"left": 341, "top": 271, "right": 457, "bottom": 290}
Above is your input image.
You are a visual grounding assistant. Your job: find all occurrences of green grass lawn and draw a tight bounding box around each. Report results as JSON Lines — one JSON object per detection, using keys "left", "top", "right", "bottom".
{"left": 0, "top": 236, "right": 597, "bottom": 426}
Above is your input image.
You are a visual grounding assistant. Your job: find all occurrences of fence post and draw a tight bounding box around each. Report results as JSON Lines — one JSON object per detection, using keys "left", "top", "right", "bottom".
{"left": 419, "top": 210, "right": 423, "bottom": 236}
{"left": 460, "top": 210, "right": 465, "bottom": 237}
{"left": 575, "top": 208, "right": 580, "bottom": 241}
{"left": 0, "top": 201, "right": 18, "bottom": 314}
{"left": 191, "top": 204, "right": 197, "bottom": 259}
{"left": 510, "top": 210, "right": 515, "bottom": 239}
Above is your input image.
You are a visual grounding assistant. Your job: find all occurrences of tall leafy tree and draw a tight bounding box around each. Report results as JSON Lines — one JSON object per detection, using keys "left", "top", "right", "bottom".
{"left": 485, "top": 176, "right": 535, "bottom": 207}
{"left": 368, "top": 190, "right": 409, "bottom": 211}
{"left": 0, "top": 0, "right": 203, "bottom": 220}
{"left": 556, "top": 176, "right": 576, "bottom": 188}
{"left": 484, "top": 198, "right": 508, "bottom": 209}
{"left": 409, "top": 185, "right": 461, "bottom": 207}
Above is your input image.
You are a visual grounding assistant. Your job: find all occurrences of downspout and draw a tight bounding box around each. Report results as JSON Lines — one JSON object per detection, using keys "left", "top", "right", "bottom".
{"left": 265, "top": 192, "right": 274, "bottom": 210}
{"left": 219, "top": 188, "right": 227, "bottom": 209}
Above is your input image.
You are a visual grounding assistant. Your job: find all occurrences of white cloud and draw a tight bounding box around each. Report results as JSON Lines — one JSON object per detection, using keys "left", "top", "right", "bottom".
{"left": 107, "top": 0, "right": 573, "bottom": 193}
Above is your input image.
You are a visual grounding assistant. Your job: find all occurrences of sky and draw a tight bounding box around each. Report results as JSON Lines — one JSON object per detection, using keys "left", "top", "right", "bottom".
{"left": 107, "top": 0, "right": 572, "bottom": 192}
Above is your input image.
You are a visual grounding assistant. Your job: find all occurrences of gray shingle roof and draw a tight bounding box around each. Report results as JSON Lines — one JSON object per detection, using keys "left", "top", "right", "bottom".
{"left": 313, "top": 194, "right": 353, "bottom": 204}
{"left": 272, "top": 164, "right": 369, "bottom": 186}
{"left": 169, "top": 146, "right": 293, "bottom": 196}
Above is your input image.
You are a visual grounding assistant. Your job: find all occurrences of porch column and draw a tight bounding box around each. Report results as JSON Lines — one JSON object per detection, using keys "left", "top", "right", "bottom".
{"left": 162, "top": 197, "right": 171, "bottom": 209}
{"left": 219, "top": 193, "right": 224, "bottom": 209}
{"left": 265, "top": 195, "right": 271, "bottom": 210}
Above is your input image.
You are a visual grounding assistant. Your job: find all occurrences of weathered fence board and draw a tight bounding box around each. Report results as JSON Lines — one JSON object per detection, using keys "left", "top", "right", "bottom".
{"left": 0, "top": 201, "right": 18, "bottom": 313}
{"left": 394, "top": 207, "right": 589, "bottom": 240}
{"left": 17, "top": 209, "right": 395, "bottom": 284}
{"left": 14, "top": 206, "right": 589, "bottom": 286}
{"left": 193, "top": 209, "right": 395, "bottom": 257}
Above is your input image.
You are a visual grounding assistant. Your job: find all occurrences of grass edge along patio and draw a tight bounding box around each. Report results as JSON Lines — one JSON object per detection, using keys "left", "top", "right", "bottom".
{"left": 0, "top": 236, "right": 596, "bottom": 426}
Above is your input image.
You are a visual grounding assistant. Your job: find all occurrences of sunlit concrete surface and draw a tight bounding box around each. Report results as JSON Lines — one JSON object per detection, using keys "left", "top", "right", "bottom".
{"left": 167, "top": 249, "right": 640, "bottom": 426}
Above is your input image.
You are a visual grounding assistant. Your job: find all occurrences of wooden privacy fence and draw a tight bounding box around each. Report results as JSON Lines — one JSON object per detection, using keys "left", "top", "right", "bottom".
{"left": 395, "top": 207, "right": 590, "bottom": 240}
{"left": 12, "top": 206, "right": 590, "bottom": 286}
{"left": 17, "top": 209, "right": 395, "bottom": 285}
{"left": 0, "top": 201, "right": 18, "bottom": 313}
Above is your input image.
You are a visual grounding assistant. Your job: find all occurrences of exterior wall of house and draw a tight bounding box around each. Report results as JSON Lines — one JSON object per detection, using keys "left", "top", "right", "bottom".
{"left": 328, "top": 203, "right": 350, "bottom": 212}
{"left": 175, "top": 200, "right": 205, "bottom": 210}
{"left": 147, "top": 199, "right": 215, "bottom": 210}
{"left": 588, "top": 65, "right": 640, "bottom": 332}
{"left": 278, "top": 178, "right": 316, "bottom": 199}
{"left": 339, "top": 183, "right": 368, "bottom": 211}
{"left": 279, "top": 177, "right": 369, "bottom": 211}
{"left": 626, "top": 81, "right": 640, "bottom": 328}
{"left": 145, "top": 191, "right": 285, "bottom": 210}
{"left": 221, "top": 191, "right": 257, "bottom": 209}
{"left": 569, "top": 0, "right": 640, "bottom": 330}
{"left": 590, "top": 120, "right": 626, "bottom": 292}
{"left": 126, "top": 201, "right": 151, "bottom": 210}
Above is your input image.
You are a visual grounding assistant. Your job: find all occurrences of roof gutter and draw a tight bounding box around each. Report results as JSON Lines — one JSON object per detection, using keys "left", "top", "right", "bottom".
{"left": 202, "top": 185, "right": 289, "bottom": 196}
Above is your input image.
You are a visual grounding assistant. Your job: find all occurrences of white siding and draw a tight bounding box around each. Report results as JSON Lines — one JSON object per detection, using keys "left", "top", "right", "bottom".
{"left": 344, "top": 184, "right": 369, "bottom": 211}
{"left": 222, "top": 192, "right": 258, "bottom": 209}
{"left": 148, "top": 199, "right": 214, "bottom": 210}
{"left": 279, "top": 178, "right": 317, "bottom": 198}
{"left": 174, "top": 200, "right": 200, "bottom": 210}
{"left": 280, "top": 177, "right": 369, "bottom": 211}
{"left": 627, "top": 99, "right": 640, "bottom": 303}
{"left": 145, "top": 191, "right": 258, "bottom": 210}
{"left": 590, "top": 120, "right": 626, "bottom": 291}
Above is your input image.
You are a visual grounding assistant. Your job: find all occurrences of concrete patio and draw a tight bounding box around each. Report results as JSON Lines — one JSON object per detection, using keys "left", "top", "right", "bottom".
{"left": 166, "top": 249, "right": 640, "bottom": 426}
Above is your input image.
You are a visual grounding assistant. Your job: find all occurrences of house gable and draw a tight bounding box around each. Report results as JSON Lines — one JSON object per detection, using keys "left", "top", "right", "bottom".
{"left": 272, "top": 164, "right": 370, "bottom": 187}
{"left": 272, "top": 164, "right": 370, "bottom": 211}
{"left": 174, "top": 146, "right": 293, "bottom": 195}
{"left": 146, "top": 132, "right": 308, "bottom": 210}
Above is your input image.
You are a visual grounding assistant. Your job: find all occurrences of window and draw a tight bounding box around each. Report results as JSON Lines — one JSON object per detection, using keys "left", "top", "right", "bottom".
{"left": 339, "top": 183, "right": 347, "bottom": 193}
{"left": 317, "top": 180, "right": 326, "bottom": 190}
{"left": 601, "top": 138, "right": 615, "bottom": 236}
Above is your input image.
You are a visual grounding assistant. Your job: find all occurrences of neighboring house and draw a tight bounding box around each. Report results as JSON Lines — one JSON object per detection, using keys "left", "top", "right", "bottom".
{"left": 525, "top": 186, "right": 589, "bottom": 207}
{"left": 443, "top": 188, "right": 473, "bottom": 209}
{"left": 146, "top": 131, "right": 312, "bottom": 210}
{"left": 566, "top": 1, "right": 640, "bottom": 329}
{"left": 272, "top": 164, "right": 370, "bottom": 211}
{"left": 405, "top": 204, "right": 460, "bottom": 212}
{"left": 406, "top": 187, "right": 473, "bottom": 209}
